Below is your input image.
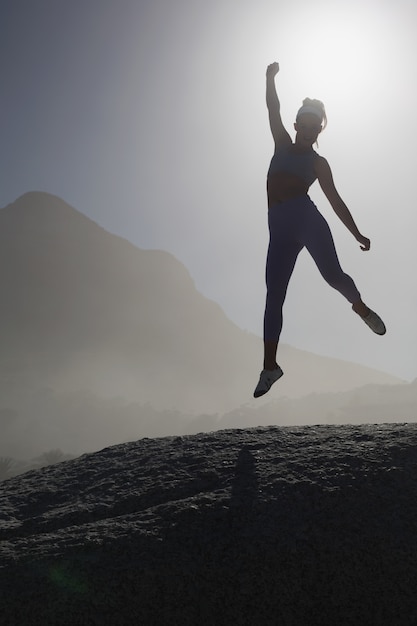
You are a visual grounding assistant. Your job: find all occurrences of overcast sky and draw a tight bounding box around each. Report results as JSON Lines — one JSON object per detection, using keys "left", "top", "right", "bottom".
{"left": 1, "top": 0, "right": 416, "bottom": 382}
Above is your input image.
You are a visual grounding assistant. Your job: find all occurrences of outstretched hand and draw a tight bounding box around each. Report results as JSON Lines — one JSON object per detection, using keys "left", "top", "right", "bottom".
{"left": 357, "top": 234, "right": 370, "bottom": 251}
{"left": 266, "top": 62, "right": 279, "bottom": 78}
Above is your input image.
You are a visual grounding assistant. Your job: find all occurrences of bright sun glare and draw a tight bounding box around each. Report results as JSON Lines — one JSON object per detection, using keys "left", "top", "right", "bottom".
{"left": 254, "top": 2, "right": 394, "bottom": 110}
{"left": 295, "top": 9, "right": 389, "bottom": 101}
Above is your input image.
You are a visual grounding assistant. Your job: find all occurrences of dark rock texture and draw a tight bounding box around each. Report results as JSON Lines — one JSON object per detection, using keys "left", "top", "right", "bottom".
{"left": 1, "top": 423, "right": 417, "bottom": 625}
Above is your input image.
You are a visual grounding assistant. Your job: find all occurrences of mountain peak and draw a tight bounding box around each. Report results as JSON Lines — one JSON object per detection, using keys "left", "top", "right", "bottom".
{"left": 0, "top": 192, "right": 402, "bottom": 415}
{"left": 1, "top": 191, "right": 105, "bottom": 234}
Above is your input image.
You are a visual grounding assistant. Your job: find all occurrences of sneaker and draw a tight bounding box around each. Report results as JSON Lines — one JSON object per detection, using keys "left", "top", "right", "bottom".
{"left": 361, "top": 309, "right": 386, "bottom": 335}
{"left": 253, "top": 366, "right": 284, "bottom": 398}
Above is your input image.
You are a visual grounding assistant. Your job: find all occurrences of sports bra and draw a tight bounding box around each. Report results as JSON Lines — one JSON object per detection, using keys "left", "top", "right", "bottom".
{"left": 267, "top": 145, "right": 318, "bottom": 187}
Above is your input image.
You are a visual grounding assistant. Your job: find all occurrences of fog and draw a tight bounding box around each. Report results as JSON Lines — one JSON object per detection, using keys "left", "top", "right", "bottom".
{"left": 1, "top": 0, "right": 416, "bottom": 382}
{"left": 0, "top": 191, "right": 413, "bottom": 468}
{"left": 0, "top": 1, "right": 416, "bottom": 467}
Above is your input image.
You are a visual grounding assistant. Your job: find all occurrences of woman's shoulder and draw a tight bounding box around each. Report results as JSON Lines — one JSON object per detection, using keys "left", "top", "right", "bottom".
{"left": 314, "top": 153, "right": 329, "bottom": 166}
{"left": 314, "top": 154, "right": 333, "bottom": 178}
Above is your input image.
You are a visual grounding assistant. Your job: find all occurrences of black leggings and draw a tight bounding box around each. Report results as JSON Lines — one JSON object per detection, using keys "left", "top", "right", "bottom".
{"left": 264, "top": 195, "right": 361, "bottom": 341}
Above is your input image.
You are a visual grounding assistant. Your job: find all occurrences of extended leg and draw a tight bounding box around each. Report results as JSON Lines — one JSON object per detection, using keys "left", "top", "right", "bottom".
{"left": 263, "top": 236, "right": 302, "bottom": 368}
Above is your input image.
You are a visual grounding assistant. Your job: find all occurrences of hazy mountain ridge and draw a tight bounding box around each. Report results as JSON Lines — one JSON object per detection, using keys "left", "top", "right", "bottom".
{"left": 0, "top": 192, "right": 401, "bottom": 411}
{"left": 0, "top": 192, "right": 253, "bottom": 411}
{"left": 1, "top": 377, "right": 415, "bottom": 462}
{"left": 220, "top": 377, "right": 417, "bottom": 429}
{"left": 0, "top": 191, "right": 410, "bottom": 459}
{"left": 1, "top": 423, "right": 417, "bottom": 624}
{"left": 0, "top": 191, "right": 200, "bottom": 351}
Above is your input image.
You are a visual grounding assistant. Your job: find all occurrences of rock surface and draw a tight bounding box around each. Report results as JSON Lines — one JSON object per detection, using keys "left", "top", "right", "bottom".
{"left": 1, "top": 423, "right": 417, "bottom": 625}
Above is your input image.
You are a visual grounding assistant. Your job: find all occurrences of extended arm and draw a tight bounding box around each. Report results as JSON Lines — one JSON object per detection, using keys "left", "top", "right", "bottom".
{"left": 316, "top": 157, "right": 370, "bottom": 251}
{"left": 266, "top": 63, "right": 291, "bottom": 147}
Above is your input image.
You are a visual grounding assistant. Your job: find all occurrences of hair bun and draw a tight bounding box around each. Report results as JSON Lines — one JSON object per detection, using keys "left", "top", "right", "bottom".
{"left": 299, "top": 98, "right": 327, "bottom": 129}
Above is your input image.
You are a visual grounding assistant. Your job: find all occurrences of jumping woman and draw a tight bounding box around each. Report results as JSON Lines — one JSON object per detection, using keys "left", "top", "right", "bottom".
{"left": 253, "top": 62, "right": 386, "bottom": 398}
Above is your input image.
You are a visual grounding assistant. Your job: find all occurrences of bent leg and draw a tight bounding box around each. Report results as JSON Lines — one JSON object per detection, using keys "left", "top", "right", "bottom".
{"left": 304, "top": 209, "right": 361, "bottom": 303}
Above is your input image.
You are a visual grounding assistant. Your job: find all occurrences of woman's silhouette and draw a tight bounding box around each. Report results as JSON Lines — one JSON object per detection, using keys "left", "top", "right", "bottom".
{"left": 254, "top": 62, "right": 386, "bottom": 398}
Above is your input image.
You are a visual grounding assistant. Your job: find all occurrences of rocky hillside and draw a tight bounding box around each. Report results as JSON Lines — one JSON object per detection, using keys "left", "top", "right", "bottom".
{"left": 1, "top": 423, "right": 417, "bottom": 625}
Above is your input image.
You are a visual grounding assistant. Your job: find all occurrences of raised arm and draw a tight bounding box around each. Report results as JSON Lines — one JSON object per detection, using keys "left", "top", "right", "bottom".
{"left": 316, "top": 156, "right": 371, "bottom": 251}
{"left": 266, "top": 62, "right": 291, "bottom": 147}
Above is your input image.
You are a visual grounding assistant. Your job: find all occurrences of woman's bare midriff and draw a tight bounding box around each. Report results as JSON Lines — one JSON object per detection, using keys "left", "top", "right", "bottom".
{"left": 267, "top": 171, "right": 309, "bottom": 207}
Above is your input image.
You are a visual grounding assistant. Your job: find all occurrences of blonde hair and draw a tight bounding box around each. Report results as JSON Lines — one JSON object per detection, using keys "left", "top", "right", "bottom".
{"left": 296, "top": 98, "right": 327, "bottom": 129}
